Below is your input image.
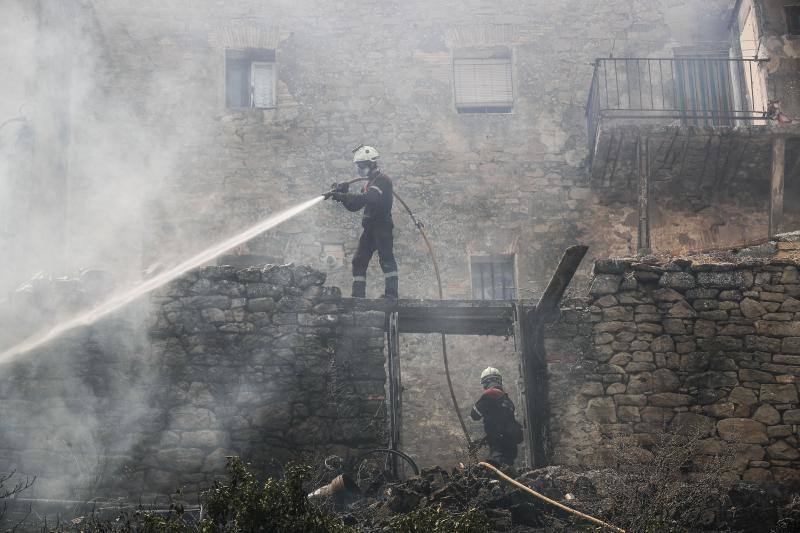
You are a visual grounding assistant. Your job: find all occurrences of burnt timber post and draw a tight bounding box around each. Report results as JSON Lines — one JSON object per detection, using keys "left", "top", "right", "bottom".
{"left": 347, "top": 245, "right": 587, "bottom": 472}
{"left": 769, "top": 136, "right": 786, "bottom": 238}
{"left": 517, "top": 245, "right": 588, "bottom": 467}
{"left": 386, "top": 312, "right": 402, "bottom": 476}
{"left": 637, "top": 134, "right": 651, "bottom": 255}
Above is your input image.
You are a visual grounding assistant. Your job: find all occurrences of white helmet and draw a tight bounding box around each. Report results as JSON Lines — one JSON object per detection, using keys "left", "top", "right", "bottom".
{"left": 480, "top": 367, "right": 502, "bottom": 387}
{"left": 352, "top": 145, "right": 380, "bottom": 163}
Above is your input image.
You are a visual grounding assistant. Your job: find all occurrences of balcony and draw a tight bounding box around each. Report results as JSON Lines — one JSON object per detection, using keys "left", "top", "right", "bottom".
{"left": 585, "top": 57, "right": 800, "bottom": 254}
{"left": 586, "top": 57, "right": 779, "bottom": 187}
{"left": 587, "top": 57, "right": 773, "bottom": 160}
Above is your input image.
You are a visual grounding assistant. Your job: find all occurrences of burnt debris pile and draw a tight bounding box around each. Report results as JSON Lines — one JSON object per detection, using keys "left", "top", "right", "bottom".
{"left": 324, "top": 460, "right": 800, "bottom": 532}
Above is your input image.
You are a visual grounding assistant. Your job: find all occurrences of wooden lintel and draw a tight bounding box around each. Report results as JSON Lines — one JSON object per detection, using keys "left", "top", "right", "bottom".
{"left": 769, "top": 137, "right": 786, "bottom": 239}
{"left": 397, "top": 317, "right": 512, "bottom": 336}
{"left": 342, "top": 298, "right": 530, "bottom": 335}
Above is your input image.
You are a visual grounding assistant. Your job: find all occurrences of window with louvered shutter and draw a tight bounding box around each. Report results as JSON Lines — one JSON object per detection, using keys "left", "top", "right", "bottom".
{"left": 454, "top": 56, "right": 513, "bottom": 113}
{"left": 225, "top": 48, "right": 276, "bottom": 109}
{"left": 251, "top": 62, "right": 275, "bottom": 108}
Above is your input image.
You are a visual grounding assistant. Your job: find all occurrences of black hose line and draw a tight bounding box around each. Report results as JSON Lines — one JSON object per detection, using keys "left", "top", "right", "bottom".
{"left": 328, "top": 178, "right": 473, "bottom": 449}
{"left": 356, "top": 448, "right": 420, "bottom": 476}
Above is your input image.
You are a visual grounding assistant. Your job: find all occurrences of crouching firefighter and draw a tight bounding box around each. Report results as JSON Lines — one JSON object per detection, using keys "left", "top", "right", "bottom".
{"left": 325, "top": 145, "right": 398, "bottom": 298}
{"left": 470, "top": 367, "right": 524, "bottom": 467}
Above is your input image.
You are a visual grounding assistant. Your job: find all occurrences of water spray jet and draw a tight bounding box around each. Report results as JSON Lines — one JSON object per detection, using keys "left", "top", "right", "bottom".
{"left": 0, "top": 195, "right": 325, "bottom": 363}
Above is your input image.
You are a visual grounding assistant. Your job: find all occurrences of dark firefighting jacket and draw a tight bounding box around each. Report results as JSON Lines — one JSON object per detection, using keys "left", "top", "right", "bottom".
{"left": 342, "top": 171, "right": 393, "bottom": 227}
{"left": 470, "top": 386, "right": 524, "bottom": 449}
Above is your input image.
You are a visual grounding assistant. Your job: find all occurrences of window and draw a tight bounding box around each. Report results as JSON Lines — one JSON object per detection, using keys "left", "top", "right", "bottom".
{"left": 672, "top": 47, "right": 735, "bottom": 126}
{"left": 787, "top": 6, "right": 800, "bottom": 35}
{"left": 225, "top": 49, "right": 276, "bottom": 108}
{"left": 453, "top": 47, "right": 513, "bottom": 113}
{"left": 470, "top": 255, "right": 516, "bottom": 300}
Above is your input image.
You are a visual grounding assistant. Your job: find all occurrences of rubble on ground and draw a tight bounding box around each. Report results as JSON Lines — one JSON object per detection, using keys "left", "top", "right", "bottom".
{"left": 318, "top": 462, "right": 800, "bottom": 532}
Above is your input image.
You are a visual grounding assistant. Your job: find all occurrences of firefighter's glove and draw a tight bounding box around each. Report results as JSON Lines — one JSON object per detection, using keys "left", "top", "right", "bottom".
{"left": 330, "top": 192, "right": 347, "bottom": 203}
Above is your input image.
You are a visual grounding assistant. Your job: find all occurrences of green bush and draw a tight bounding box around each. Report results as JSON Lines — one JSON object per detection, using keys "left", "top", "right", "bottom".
{"left": 46, "top": 458, "right": 352, "bottom": 532}
{"left": 387, "top": 505, "right": 489, "bottom": 533}
{"left": 199, "top": 457, "right": 352, "bottom": 533}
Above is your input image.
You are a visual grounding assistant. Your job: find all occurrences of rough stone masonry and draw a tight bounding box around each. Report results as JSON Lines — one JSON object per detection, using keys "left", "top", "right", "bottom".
{"left": 546, "top": 237, "right": 800, "bottom": 491}
{"left": 5, "top": 244, "right": 800, "bottom": 499}
{"left": 0, "top": 264, "right": 387, "bottom": 501}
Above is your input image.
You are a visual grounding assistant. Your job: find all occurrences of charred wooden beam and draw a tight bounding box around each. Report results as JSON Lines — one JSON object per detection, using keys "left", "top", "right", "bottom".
{"left": 637, "top": 135, "right": 651, "bottom": 254}
{"left": 342, "top": 298, "right": 528, "bottom": 335}
{"left": 770, "top": 137, "right": 786, "bottom": 238}
{"left": 535, "top": 245, "right": 590, "bottom": 317}
{"left": 520, "top": 244, "right": 588, "bottom": 467}
{"left": 386, "top": 312, "right": 402, "bottom": 476}
{"left": 514, "top": 302, "right": 535, "bottom": 468}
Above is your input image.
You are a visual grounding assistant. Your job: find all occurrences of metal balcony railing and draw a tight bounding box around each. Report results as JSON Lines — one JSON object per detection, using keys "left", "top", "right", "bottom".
{"left": 587, "top": 57, "right": 773, "bottom": 157}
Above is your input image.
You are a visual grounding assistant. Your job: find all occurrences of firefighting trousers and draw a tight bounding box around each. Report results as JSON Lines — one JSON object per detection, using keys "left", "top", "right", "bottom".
{"left": 352, "top": 222, "right": 398, "bottom": 298}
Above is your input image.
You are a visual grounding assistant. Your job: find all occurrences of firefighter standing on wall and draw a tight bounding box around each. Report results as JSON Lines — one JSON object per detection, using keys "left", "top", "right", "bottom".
{"left": 470, "top": 367, "right": 524, "bottom": 467}
{"left": 327, "top": 145, "right": 398, "bottom": 298}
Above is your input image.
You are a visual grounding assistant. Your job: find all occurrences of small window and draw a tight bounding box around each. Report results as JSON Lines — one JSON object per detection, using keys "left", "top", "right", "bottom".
{"left": 471, "top": 255, "right": 516, "bottom": 300}
{"left": 453, "top": 47, "right": 513, "bottom": 113}
{"left": 225, "top": 49, "right": 276, "bottom": 108}
{"left": 786, "top": 6, "right": 800, "bottom": 35}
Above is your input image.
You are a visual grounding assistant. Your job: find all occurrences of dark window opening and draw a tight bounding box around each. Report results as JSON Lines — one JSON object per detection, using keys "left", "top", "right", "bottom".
{"left": 787, "top": 6, "right": 800, "bottom": 35}
{"left": 454, "top": 47, "right": 513, "bottom": 114}
{"left": 225, "top": 48, "right": 276, "bottom": 109}
{"left": 471, "top": 255, "right": 516, "bottom": 300}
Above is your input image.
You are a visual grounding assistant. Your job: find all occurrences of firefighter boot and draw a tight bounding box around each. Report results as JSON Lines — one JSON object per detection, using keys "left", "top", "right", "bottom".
{"left": 352, "top": 280, "right": 366, "bottom": 298}
{"left": 384, "top": 275, "right": 398, "bottom": 299}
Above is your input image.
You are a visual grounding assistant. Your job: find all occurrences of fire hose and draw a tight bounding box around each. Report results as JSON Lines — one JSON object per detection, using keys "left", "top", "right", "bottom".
{"left": 326, "top": 179, "right": 473, "bottom": 449}
{"left": 479, "top": 462, "right": 625, "bottom": 532}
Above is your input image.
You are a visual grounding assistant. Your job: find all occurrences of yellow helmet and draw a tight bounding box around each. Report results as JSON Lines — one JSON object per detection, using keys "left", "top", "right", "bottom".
{"left": 352, "top": 144, "right": 380, "bottom": 163}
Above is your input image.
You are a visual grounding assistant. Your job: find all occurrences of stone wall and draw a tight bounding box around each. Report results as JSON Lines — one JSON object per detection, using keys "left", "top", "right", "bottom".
{"left": 546, "top": 242, "right": 800, "bottom": 490}
{"left": 0, "top": 264, "right": 386, "bottom": 501}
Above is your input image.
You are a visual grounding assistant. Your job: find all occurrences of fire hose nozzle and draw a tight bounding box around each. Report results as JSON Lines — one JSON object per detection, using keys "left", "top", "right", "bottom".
{"left": 324, "top": 182, "right": 350, "bottom": 200}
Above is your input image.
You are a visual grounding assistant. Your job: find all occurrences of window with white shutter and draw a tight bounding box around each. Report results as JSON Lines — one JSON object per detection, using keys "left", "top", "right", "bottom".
{"left": 251, "top": 62, "right": 275, "bottom": 108}
{"left": 225, "top": 49, "right": 276, "bottom": 109}
{"left": 453, "top": 48, "right": 513, "bottom": 113}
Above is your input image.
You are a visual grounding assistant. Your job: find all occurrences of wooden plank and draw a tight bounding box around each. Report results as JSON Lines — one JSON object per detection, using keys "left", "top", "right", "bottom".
{"left": 343, "top": 298, "right": 521, "bottom": 335}
{"left": 342, "top": 298, "right": 536, "bottom": 312}
{"left": 637, "top": 135, "right": 652, "bottom": 254}
{"left": 514, "top": 302, "right": 535, "bottom": 468}
{"left": 769, "top": 137, "right": 786, "bottom": 238}
{"left": 523, "top": 308, "right": 550, "bottom": 467}
{"left": 386, "top": 312, "right": 402, "bottom": 476}
{"left": 398, "top": 317, "right": 512, "bottom": 336}
{"left": 535, "top": 245, "right": 589, "bottom": 315}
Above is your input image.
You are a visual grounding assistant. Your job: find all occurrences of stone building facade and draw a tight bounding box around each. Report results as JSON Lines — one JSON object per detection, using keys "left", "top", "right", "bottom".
{"left": 2, "top": 0, "right": 800, "bottom": 492}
